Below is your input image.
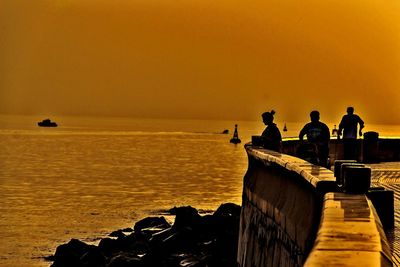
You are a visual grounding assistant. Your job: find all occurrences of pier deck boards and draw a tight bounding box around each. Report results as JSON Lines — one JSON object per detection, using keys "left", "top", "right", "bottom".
{"left": 369, "top": 162, "right": 400, "bottom": 266}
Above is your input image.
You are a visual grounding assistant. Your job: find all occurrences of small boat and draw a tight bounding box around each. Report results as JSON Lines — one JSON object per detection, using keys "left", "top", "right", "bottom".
{"left": 283, "top": 123, "right": 288, "bottom": 132}
{"left": 38, "top": 119, "right": 58, "bottom": 127}
{"left": 230, "top": 124, "right": 241, "bottom": 144}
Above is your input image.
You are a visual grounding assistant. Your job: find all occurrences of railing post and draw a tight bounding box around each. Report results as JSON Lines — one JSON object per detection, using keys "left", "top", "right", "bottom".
{"left": 334, "top": 160, "right": 357, "bottom": 185}
{"left": 343, "top": 166, "right": 371, "bottom": 194}
{"left": 363, "top": 131, "right": 380, "bottom": 163}
{"left": 367, "top": 189, "right": 395, "bottom": 230}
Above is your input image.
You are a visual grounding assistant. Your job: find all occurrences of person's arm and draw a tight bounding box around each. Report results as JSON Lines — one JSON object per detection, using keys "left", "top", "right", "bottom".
{"left": 268, "top": 126, "right": 281, "bottom": 141}
{"left": 338, "top": 117, "right": 345, "bottom": 136}
{"left": 324, "top": 124, "right": 330, "bottom": 143}
{"left": 277, "top": 127, "right": 282, "bottom": 142}
{"left": 358, "top": 116, "right": 365, "bottom": 136}
{"left": 274, "top": 127, "right": 282, "bottom": 152}
{"left": 299, "top": 126, "right": 306, "bottom": 141}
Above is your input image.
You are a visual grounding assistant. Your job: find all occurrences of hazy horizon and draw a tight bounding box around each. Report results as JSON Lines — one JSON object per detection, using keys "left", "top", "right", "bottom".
{"left": 1, "top": 0, "right": 399, "bottom": 124}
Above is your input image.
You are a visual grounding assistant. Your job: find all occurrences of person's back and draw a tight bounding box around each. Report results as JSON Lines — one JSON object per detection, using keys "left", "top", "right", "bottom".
{"left": 339, "top": 111, "right": 364, "bottom": 139}
{"left": 299, "top": 111, "right": 330, "bottom": 167}
{"left": 338, "top": 107, "right": 364, "bottom": 160}
{"left": 299, "top": 111, "right": 330, "bottom": 146}
{"left": 300, "top": 121, "right": 330, "bottom": 145}
{"left": 262, "top": 123, "right": 282, "bottom": 151}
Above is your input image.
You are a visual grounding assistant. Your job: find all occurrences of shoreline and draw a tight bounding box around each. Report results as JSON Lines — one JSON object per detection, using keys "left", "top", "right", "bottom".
{"left": 47, "top": 203, "right": 241, "bottom": 267}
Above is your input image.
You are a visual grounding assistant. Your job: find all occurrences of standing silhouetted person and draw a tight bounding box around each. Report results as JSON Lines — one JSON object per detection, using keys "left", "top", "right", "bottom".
{"left": 338, "top": 107, "right": 364, "bottom": 160}
{"left": 261, "top": 110, "right": 282, "bottom": 152}
{"left": 299, "top": 111, "right": 330, "bottom": 167}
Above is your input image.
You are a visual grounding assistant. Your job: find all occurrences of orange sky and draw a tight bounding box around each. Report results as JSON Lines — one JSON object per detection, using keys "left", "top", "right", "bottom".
{"left": 1, "top": 0, "right": 399, "bottom": 124}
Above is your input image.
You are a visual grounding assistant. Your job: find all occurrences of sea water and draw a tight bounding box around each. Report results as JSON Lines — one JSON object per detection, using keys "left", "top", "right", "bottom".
{"left": 0, "top": 115, "right": 399, "bottom": 267}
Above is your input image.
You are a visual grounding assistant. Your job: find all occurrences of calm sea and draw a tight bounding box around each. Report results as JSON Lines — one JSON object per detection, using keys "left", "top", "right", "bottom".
{"left": 0, "top": 115, "right": 399, "bottom": 267}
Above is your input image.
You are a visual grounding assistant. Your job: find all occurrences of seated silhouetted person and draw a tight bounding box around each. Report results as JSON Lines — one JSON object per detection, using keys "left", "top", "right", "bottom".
{"left": 261, "top": 110, "right": 282, "bottom": 152}
{"left": 299, "top": 111, "right": 330, "bottom": 167}
{"left": 338, "top": 107, "right": 364, "bottom": 160}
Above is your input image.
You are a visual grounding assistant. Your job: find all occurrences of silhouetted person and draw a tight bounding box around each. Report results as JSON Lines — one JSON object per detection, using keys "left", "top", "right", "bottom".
{"left": 261, "top": 110, "right": 282, "bottom": 152}
{"left": 338, "top": 107, "right": 364, "bottom": 160}
{"left": 299, "top": 111, "right": 330, "bottom": 167}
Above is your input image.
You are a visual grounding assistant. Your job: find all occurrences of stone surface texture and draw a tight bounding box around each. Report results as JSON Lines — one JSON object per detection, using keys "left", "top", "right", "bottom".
{"left": 238, "top": 144, "right": 392, "bottom": 267}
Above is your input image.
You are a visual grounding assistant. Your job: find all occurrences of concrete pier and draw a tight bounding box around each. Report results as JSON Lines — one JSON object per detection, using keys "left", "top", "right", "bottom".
{"left": 281, "top": 137, "right": 400, "bottom": 165}
{"left": 305, "top": 193, "right": 392, "bottom": 267}
{"left": 237, "top": 144, "right": 393, "bottom": 267}
{"left": 369, "top": 162, "right": 400, "bottom": 266}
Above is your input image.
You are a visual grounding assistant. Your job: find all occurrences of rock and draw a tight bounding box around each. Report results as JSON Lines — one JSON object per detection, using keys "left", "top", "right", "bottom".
{"left": 213, "top": 232, "right": 238, "bottom": 259}
{"left": 107, "top": 253, "right": 143, "bottom": 267}
{"left": 148, "top": 227, "right": 173, "bottom": 244}
{"left": 140, "top": 226, "right": 168, "bottom": 235}
{"left": 134, "top": 216, "right": 170, "bottom": 232}
{"left": 109, "top": 229, "right": 126, "bottom": 238}
{"left": 161, "top": 227, "right": 197, "bottom": 251}
{"left": 197, "top": 215, "right": 219, "bottom": 239}
{"left": 49, "top": 203, "right": 241, "bottom": 267}
{"left": 179, "top": 256, "right": 202, "bottom": 267}
{"left": 44, "top": 255, "right": 55, "bottom": 262}
{"left": 98, "top": 238, "right": 121, "bottom": 255}
{"left": 169, "top": 206, "right": 201, "bottom": 230}
{"left": 100, "top": 232, "right": 151, "bottom": 256}
{"left": 116, "top": 232, "right": 150, "bottom": 253}
{"left": 213, "top": 203, "right": 241, "bottom": 218}
{"left": 80, "top": 247, "right": 106, "bottom": 267}
{"left": 51, "top": 239, "right": 96, "bottom": 267}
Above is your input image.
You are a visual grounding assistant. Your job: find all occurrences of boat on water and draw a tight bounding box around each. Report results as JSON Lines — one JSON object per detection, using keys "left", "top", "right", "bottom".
{"left": 38, "top": 119, "right": 58, "bottom": 127}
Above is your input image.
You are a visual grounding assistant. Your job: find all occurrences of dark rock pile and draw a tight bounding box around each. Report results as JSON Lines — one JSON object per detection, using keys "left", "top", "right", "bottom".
{"left": 47, "top": 203, "right": 241, "bottom": 267}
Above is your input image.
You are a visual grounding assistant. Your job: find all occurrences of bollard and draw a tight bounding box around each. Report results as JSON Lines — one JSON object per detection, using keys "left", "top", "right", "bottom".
{"left": 341, "top": 163, "right": 365, "bottom": 179}
{"left": 363, "top": 131, "right": 380, "bottom": 163}
{"left": 367, "top": 188, "right": 394, "bottom": 230}
{"left": 339, "top": 162, "right": 364, "bottom": 186}
{"left": 343, "top": 166, "right": 371, "bottom": 194}
{"left": 334, "top": 160, "right": 357, "bottom": 184}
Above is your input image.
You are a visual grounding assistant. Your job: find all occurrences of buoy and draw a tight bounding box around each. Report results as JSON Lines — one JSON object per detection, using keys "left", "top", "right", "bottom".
{"left": 283, "top": 123, "right": 287, "bottom": 132}
{"left": 230, "top": 124, "right": 241, "bottom": 144}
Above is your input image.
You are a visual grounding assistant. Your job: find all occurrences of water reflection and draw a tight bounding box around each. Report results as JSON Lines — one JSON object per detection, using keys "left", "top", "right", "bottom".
{"left": 0, "top": 132, "right": 247, "bottom": 266}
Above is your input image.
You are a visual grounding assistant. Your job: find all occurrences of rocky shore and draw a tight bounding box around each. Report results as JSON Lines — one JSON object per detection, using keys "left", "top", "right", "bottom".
{"left": 46, "top": 203, "right": 241, "bottom": 267}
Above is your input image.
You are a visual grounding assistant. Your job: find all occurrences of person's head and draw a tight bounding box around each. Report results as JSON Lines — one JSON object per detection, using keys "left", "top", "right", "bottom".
{"left": 347, "top": 107, "right": 354, "bottom": 114}
{"left": 310, "top": 110, "right": 320, "bottom": 122}
{"left": 262, "top": 110, "right": 275, "bottom": 125}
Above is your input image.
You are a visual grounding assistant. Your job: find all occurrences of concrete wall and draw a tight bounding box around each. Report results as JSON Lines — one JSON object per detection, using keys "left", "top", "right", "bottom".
{"left": 304, "top": 193, "right": 392, "bottom": 267}
{"left": 281, "top": 138, "right": 400, "bottom": 165}
{"left": 237, "top": 144, "right": 392, "bottom": 267}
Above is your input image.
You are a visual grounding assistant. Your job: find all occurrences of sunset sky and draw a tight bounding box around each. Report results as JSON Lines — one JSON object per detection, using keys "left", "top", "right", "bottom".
{"left": 1, "top": 0, "right": 399, "bottom": 124}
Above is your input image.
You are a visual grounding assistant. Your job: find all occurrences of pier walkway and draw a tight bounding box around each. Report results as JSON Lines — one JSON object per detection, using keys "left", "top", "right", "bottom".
{"left": 369, "top": 162, "right": 400, "bottom": 266}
